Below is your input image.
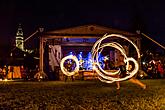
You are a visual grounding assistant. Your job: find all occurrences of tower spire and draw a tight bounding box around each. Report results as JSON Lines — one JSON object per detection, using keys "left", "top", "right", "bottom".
{"left": 16, "top": 23, "right": 24, "bottom": 51}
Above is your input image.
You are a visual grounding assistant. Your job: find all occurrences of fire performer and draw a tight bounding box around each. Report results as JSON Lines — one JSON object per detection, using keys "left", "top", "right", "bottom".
{"left": 116, "top": 55, "right": 146, "bottom": 90}
{"left": 64, "top": 60, "right": 74, "bottom": 82}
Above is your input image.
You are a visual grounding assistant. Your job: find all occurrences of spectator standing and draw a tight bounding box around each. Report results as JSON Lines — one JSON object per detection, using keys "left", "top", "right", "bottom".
{"left": 157, "top": 61, "right": 164, "bottom": 78}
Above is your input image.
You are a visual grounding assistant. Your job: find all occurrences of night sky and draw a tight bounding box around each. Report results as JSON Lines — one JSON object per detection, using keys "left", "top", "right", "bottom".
{"left": 0, "top": 0, "right": 165, "bottom": 53}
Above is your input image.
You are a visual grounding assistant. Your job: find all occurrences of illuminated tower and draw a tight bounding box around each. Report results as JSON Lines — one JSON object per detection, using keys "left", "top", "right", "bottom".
{"left": 16, "top": 24, "right": 24, "bottom": 51}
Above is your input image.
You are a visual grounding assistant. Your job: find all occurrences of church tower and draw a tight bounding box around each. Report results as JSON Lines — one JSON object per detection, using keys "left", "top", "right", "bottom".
{"left": 16, "top": 24, "right": 24, "bottom": 51}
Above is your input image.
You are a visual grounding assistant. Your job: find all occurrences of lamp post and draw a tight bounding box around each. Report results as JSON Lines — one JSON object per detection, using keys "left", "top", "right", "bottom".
{"left": 39, "top": 28, "right": 44, "bottom": 75}
{"left": 34, "top": 27, "right": 47, "bottom": 80}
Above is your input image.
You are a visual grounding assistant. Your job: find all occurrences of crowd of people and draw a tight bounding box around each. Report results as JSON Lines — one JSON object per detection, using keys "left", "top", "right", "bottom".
{"left": 0, "top": 58, "right": 164, "bottom": 82}
{"left": 0, "top": 65, "right": 39, "bottom": 80}
{"left": 142, "top": 60, "right": 165, "bottom": 79}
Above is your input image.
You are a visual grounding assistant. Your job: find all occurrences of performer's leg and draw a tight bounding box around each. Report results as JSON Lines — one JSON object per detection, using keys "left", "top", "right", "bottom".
{"left": 65, "top": 75, "right": 68, "bottom": 82}
{"left": 129, "top": 78, "right": 146, "bottom": 89}
{"left": 116, "top": 75, "right": 120, "bottom": 90}
{"left": 116, "top": 81, "right": 120, "bottom": 90}
{"left": 71, "top": 76, "right": 74, "bottom": 81}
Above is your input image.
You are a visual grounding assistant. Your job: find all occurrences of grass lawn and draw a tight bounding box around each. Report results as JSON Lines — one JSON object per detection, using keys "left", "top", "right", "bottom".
{"left": 0, "top": 79, "right": 164, "bottom": 110}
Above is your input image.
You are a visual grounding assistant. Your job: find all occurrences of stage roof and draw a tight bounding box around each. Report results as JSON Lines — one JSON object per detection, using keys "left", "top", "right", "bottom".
{"left": 43, "top": 24, "right": 139, "bottom": 39}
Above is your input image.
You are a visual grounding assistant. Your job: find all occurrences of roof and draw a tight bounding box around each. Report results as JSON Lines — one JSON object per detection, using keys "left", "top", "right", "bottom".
{"left": 43, "top": 24, "right": 139, "bottom": 38}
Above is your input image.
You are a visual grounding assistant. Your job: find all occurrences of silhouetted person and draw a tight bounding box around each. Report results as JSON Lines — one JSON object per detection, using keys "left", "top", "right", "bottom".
{"left": 116, "top": 55, "right": 146, "bottom": 90}
{"left": 64, "top": 60, "right": 74, "bottom": 82}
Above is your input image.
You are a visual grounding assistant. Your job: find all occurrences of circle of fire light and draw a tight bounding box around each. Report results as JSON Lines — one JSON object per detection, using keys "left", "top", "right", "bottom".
{"left": 60, "top": 55, "right": 79, "bottom": 76}
{"left": 92, "top": 34, "right": 140, "bottom": 83}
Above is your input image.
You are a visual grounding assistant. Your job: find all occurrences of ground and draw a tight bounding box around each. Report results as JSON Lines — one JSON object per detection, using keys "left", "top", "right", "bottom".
{"left": 0, "top": 79, "right": 164, "bottom": 110}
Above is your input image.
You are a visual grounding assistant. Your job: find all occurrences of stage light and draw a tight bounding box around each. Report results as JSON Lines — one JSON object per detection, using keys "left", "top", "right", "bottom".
{"left": 140, "top": 74, "right": 143, "bottom": 78}
{"left": 142, "top": 62, "right": 145, "bottom": 65}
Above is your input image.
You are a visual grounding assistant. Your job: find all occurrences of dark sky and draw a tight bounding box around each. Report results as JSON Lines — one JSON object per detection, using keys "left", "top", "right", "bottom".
{"left": 0, "top": 0, "right": 165, "bottom": 52}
